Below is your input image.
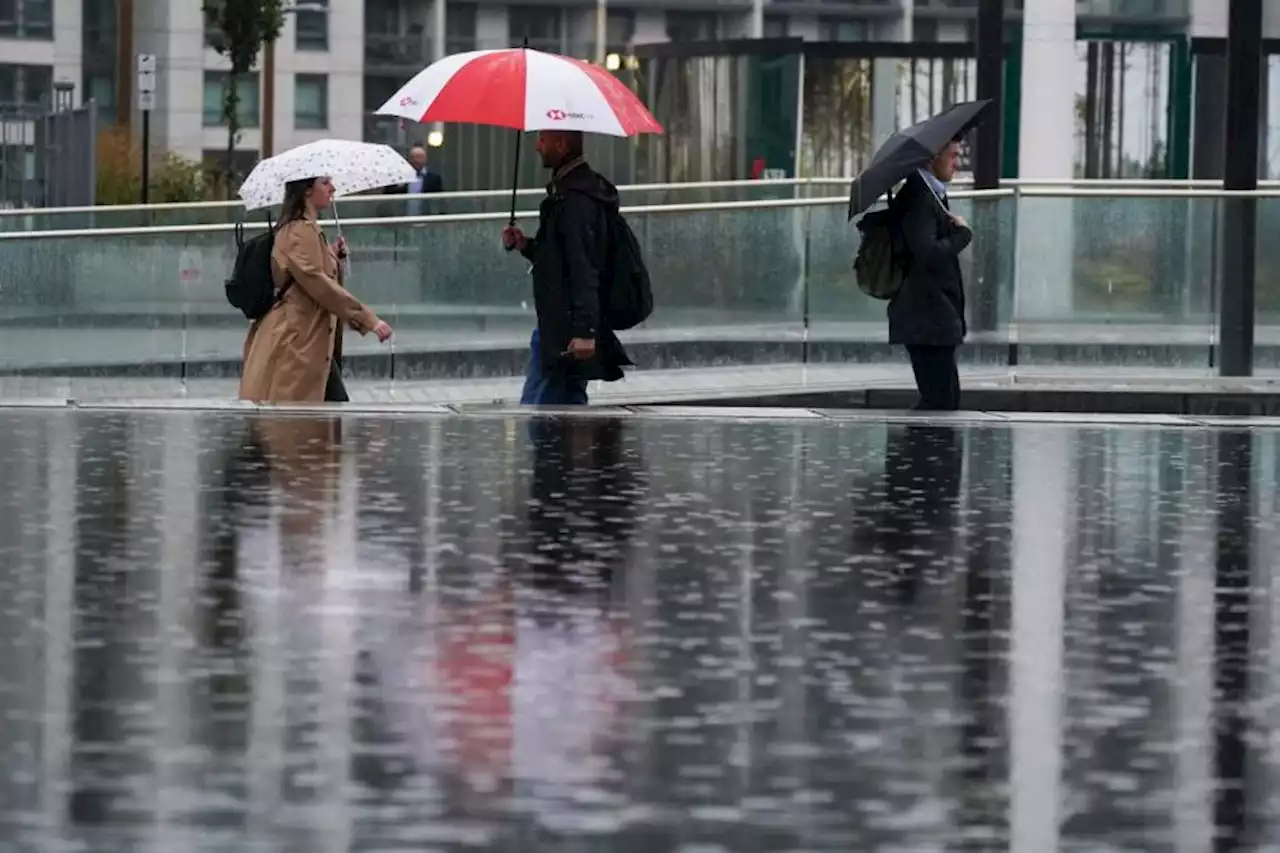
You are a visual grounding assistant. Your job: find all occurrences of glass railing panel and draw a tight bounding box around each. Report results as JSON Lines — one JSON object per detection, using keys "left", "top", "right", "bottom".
{"left": 1012, "top": 193, "right": 1219, "bottom": 372}
{"left": 0, "top": 203, "right": 808, "bottom": 382}
{"left": 806, "top": 193, "right": 1016, "bottom": 369}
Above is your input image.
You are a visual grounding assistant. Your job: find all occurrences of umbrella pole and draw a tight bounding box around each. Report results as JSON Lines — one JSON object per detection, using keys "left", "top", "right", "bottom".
{"left": 508, "top": 129, "right": 521, "bottom": 226}
{"left": 509, "top": 38, "right": 528, "bottom": 226}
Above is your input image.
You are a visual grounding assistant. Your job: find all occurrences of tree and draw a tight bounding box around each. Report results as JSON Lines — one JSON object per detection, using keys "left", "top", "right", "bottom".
{"left": 202, "top": 0, "right": 284, "bottom": 197}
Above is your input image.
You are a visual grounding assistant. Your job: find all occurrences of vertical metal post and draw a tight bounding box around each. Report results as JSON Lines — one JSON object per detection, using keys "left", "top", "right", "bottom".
{"left": 972, "top": 0, "right": 1003, "bottom": 337}
{"left": 262, "top": 39, "right": 276, "bottom": 158}
{"left": 1219, "top": 0, "right": 1262, "bottom": 377}
{"left": 141, "top": 109, "right": 150, "bottom": 204}
{"left": 974, "top": 0, "right": 1002, "bottom": 189}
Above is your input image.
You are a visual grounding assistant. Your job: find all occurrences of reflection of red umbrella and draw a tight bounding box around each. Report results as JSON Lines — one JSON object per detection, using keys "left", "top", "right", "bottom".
{"left": 375, "top": 46, "right": 664, "bottom": 221}
{"left": 430, "top": 587, "right": 632, "bottom": 790}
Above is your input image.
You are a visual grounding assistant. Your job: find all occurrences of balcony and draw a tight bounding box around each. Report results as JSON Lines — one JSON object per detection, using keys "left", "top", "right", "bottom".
{"left": 81, "top": 24, "right": 117, "bottom": 65}
{"left": 364, "top": 32, "right": 474, "bottom": 72}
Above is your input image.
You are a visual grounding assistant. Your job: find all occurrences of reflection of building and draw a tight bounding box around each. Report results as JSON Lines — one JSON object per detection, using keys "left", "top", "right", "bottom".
{"left": 0, "top": 0, "right": 1270, "bottom": 186}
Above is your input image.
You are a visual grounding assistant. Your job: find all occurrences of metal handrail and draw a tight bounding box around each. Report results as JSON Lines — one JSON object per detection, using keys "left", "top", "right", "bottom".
{"left": 0, "top": 189, "right": 1014, "bottom": 241}
{"left": 0, "top": 178, "right": 832, "bottom": 218}
{"left": 10, "top": 176, "right": 1270, "bottom": 219}
{"left": 1016, "top": 186, "right": 1280, "bottom": 198}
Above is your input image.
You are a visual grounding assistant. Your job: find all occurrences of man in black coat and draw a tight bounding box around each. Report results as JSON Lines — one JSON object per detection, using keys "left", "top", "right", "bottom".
{"left": 385, "top": 144, "right": 444, "bottom": 215}
{"left": 501, "top": 130, "right": 632, "bottom": 405}
{"left": 888, "top": 137, "right": 972, "bottom": 411}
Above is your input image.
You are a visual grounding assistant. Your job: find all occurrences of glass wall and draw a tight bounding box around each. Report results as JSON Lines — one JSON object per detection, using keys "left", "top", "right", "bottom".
{"left": 3, "top": 189, "right": 1278, "bottom": 390}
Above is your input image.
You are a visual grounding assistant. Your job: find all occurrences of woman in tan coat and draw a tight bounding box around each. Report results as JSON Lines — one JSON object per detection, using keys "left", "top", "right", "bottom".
{"left": 239, "top": 176, "right": 392, "bottom": 403}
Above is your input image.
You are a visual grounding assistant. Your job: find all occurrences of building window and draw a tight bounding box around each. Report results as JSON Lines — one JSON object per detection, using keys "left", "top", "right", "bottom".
{"left": 764, "top": 14, "right": 787, "bottom": 38}
{"left": 819, "top": 17, "right": 868, "bottom": 41}
{"left": 82, "top": 70, "right": 117, "bottom": 123}
{"left": 294, "top": 74, "right": 328, "bottom": 129}
{"left": 666, "top": 12, "right": 719, "bottom": 41}
{"left": 0, "top": 64, "right": 54, "bottom": 109}
{"left": 202, "top": 72, "right": 260, "bottom": 128}
{"left": 81, "top": 0, "right": 117, "bottom": 60}
{"left": 0, "top": 0, "right": 53, "bottom": 39}
{"left": 605, "top": 10, "right": 634, "bottom": 55}
{"left": 447, "top": 5, "right": 476, "bottom": 54}
{"left": 295, "top": 0, "right": 328, "bottom": 51}
{"left": 509, "top": 6, "right": 564, "bottom": 53}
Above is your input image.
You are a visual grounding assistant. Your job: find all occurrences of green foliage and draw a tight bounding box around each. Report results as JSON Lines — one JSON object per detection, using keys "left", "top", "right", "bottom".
{"left": 95, "top": 125, "right": 209, "bottom": 205}
{"left": 151, "top": 153, "right": 209, "bottom": 203}
{"left": 202, "top": 0, "right": 285, "bottom": 193}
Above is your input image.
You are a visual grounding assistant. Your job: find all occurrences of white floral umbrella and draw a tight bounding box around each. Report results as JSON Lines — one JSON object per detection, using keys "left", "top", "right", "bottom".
{"left": 237, "top": 139, "right": 418, "bottom": 211}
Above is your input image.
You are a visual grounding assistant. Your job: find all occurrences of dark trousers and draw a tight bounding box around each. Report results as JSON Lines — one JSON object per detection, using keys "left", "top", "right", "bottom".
{"left": 519, "top": 329, "right": 588, "bottom": 406}
{"left": 905, "top": 345, "right": 960, "bottom": 411}
{"left": 325, "top": 360, "right": 349, "bottom": 403}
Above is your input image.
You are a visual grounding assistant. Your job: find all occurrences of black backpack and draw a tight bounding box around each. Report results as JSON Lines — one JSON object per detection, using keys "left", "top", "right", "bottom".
{"left": 600, "top": 207, "right": 653, "bottom": 330}
{"left": 853, "top": 191, "right": 906, "bottom": 301}
{"left": 561, "top": 189, "right": 653, "bottom": 331}
{"left": 225, "top": 215, "right": 290, "bottom": 321}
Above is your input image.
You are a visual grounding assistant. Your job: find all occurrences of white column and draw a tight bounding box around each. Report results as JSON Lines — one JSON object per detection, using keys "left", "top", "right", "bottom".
{"left": 1172, "top": 434, "right": 1215, "bottom": 853}
{"left": 871, "top": 12, "right": 906, "bottom": 151}
{"left": 1009, "top": 426, "right": 1069, "bottom": 853}
{"left": 136, "top": 0, "right": 204, "bottom": 161}
{"left": 317, "top": 446, "right": 358, "bottom": 852}
{"left": 40, "top": 413, "right": 76, "bottom": 849}
{"left": 1015, "top": 0, "right": 1077, "bottom": 318}
{"left": 150, "top": 412, "right": 200, "bottom": 852}
{"left": 474, "top": 6, "right": 510, "bottom": 50}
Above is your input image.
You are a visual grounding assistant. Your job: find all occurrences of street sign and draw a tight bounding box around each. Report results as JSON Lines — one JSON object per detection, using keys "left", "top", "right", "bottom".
{"left": 136, "top": 53, "right": 156, "bottom": 112}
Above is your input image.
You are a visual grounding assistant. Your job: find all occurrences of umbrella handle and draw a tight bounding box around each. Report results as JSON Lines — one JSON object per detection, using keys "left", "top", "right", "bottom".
{"left": 332, "top": 200, "right": 351, "bottom": 279}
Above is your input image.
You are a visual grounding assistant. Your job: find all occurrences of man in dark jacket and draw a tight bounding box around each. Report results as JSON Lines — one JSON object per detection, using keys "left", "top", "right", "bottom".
{"left": 889, "top": 137, "right": 972, "bottom": 410}
{"left": 501, "top": 130, "right": 632, "bottom": 405}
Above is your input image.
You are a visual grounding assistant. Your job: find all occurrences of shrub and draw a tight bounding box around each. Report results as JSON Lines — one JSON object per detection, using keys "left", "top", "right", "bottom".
{"left": 94, "top": 125, "right": 209, "bottom": 205}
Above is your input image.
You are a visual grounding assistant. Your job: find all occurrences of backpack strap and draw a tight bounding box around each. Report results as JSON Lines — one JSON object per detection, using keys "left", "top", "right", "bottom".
{"left": 267, "top": 213, "right": 293, "bottom": 310}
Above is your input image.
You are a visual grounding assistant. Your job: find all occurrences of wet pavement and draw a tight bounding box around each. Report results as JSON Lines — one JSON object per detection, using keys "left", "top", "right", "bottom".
{"left": 0, "top": 408, "right": 1277, "bottom": 851}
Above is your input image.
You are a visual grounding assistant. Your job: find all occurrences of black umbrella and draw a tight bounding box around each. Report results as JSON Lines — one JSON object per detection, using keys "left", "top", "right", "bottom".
{"left": 847, "top": 99, "right": 994, "bottom": 220}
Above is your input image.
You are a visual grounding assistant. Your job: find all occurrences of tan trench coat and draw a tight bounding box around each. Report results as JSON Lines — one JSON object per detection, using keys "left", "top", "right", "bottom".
{"left": 239, "top": 216, "right": 379, "bottom": 403}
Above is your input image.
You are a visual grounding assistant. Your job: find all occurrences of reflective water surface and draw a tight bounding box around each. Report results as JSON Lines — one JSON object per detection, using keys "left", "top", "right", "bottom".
{"left": 0, "top": 410, "right": 1278, "bottom": 852}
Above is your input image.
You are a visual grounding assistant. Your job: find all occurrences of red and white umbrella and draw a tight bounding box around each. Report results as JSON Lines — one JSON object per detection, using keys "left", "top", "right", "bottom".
{"left": 374, "top": 47, "right": 663, "bottom": 138}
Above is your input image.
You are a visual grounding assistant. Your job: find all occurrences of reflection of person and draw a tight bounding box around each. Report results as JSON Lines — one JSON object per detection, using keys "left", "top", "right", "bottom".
{"left": 518, "top": 416, "right": 643, "bottom": 582}
{"left": 853, "top": 424, "right": 964, "bottom": 603}
{"left": 239, "top": 176, "right": 393, "bottom": 404}
{"left": 501, "top": 131, "right": 633, "bottom": 406}
{"left": 889, "top": 136, "right": 972, "bottom": 411}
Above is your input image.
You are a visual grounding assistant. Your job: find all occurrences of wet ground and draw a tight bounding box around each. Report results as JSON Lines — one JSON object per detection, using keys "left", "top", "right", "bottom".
{"left": 0, "top": 408, "right": 1277, "bottom": 852}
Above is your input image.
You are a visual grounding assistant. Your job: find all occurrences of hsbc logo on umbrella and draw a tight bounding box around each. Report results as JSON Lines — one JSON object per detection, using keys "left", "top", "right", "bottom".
{"left": 546, "top": 108, "right": 592, "bottom": 121}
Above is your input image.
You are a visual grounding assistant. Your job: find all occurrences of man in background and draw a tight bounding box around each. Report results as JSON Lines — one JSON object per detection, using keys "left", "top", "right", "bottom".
{"left": 389, "top": 143, "right": 444, "bottom": 215}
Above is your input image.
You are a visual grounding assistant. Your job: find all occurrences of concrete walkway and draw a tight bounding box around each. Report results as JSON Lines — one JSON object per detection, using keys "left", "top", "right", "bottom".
{"left": 3, "top": 363, "right": 1279, "bottom": 408}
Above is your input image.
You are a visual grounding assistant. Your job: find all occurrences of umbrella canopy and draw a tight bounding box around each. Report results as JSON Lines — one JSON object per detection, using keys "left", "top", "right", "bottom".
{"left": 847, "top": 99, "right": 993, "bottom": 221}
{"left": 374, "top": 47, "right": 664, "bottom": 138}
{"left": 238, "top": 139, "right": 418, "bottom": 211}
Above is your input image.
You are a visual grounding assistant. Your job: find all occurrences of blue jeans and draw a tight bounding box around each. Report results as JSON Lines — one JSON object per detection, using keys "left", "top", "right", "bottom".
{"left": 519, "top": 329, "right": 588, "bottom": 405}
